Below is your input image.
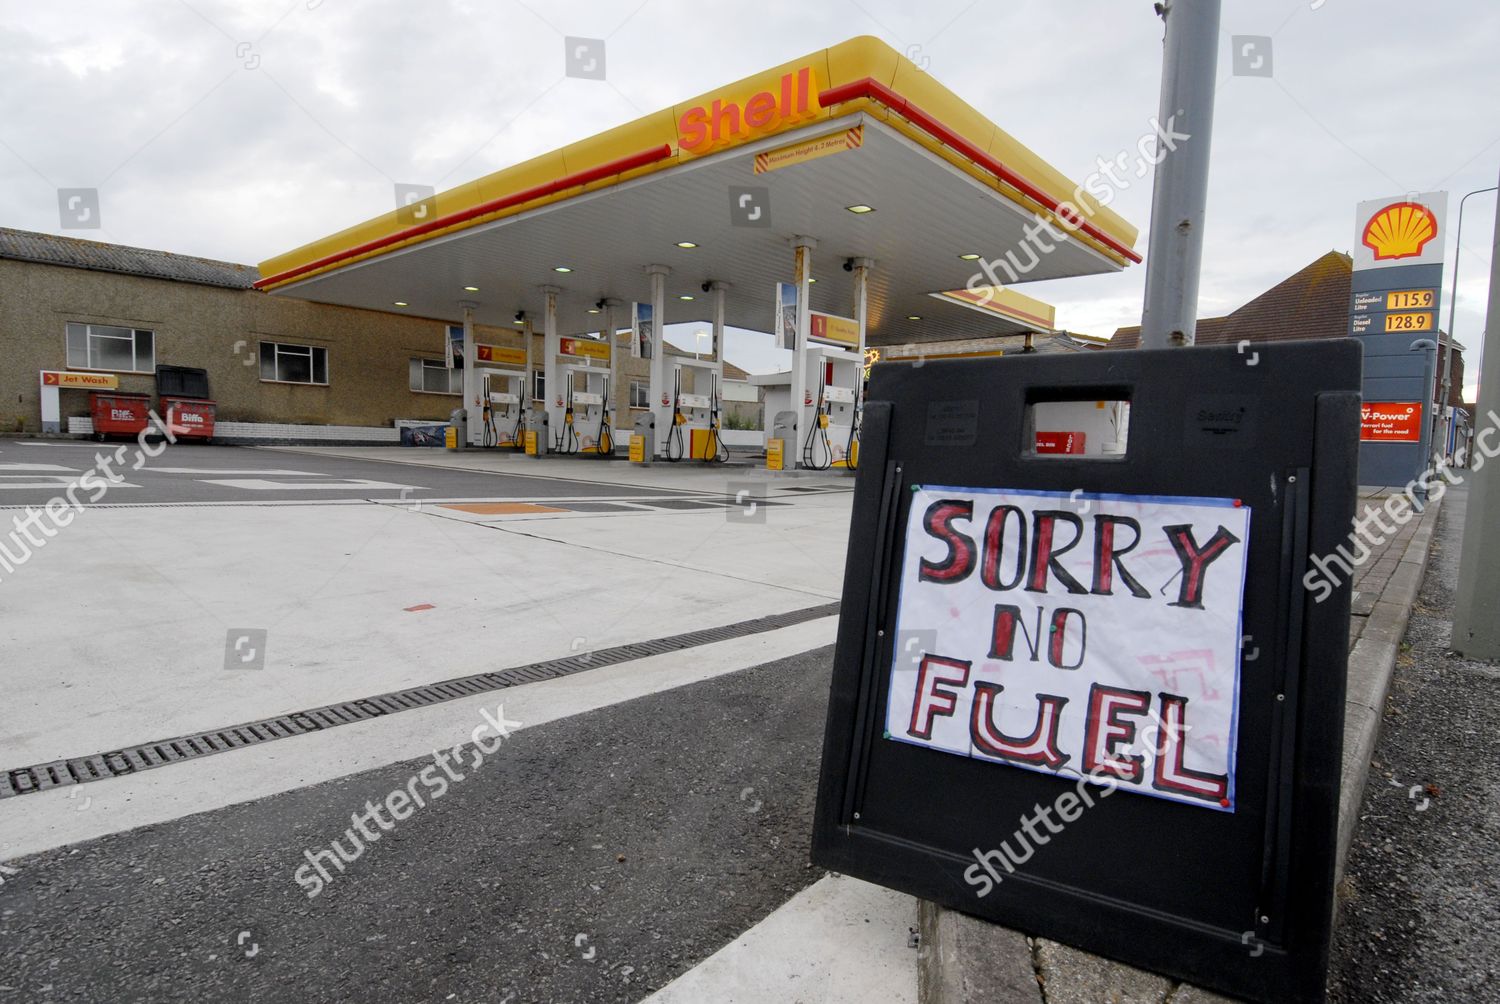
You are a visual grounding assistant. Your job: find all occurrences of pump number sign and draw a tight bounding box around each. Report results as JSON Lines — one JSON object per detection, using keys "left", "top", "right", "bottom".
{"left": 888, "top": 486, "right": 1250, "bottom": 811}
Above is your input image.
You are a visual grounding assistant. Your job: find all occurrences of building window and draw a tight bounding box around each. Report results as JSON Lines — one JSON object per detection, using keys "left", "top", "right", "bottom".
{"left": 260, "top": 341, "right": 328, "bottom": 385}
{"left": 66, "top": 322, "right": 155, "bottom": 373}
{"left": 533, "top": 370, "right": 546, "bottom": 402}
{"left": 629, "top": 380, "right": 650, "bottom": 408}
{"left": 409, "top": 358, "right": 459, "bottom": 394}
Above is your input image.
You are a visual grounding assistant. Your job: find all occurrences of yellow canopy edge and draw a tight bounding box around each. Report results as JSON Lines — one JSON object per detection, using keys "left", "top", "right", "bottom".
{"left": 257, "top": 35, "right": 1138, "bottom": 287}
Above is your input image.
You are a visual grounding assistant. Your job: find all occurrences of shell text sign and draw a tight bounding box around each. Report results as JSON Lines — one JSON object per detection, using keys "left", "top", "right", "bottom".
{"left": 1361, "top": 202, "right": 1438, "bottom": 262}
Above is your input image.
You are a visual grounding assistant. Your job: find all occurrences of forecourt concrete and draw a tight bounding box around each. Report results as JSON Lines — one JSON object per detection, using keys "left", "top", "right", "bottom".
{"left": 0, "top": 442, "right": 852, "bottom": 770}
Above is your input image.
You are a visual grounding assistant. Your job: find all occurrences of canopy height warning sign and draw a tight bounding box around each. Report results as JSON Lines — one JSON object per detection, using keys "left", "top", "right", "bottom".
{"left": 889, "top": 487, "right": 1250, "bottom": 810}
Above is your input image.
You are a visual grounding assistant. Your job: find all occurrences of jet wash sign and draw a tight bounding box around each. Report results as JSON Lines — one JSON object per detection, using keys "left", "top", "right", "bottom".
{"left": 887, "top": 487, "right": 1251, "bottom": 811}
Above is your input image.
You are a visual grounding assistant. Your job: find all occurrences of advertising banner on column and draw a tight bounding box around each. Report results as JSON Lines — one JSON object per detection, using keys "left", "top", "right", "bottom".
{"left": 446, "top": 324, "right": 464, "bottom": 369}
{"left": 632, "top": 302, "right": 654, "bottom": 360}
{"left": 887, "top": 486, "right": 1251, "bottom": 811}
{"left": 775, "top": 282, "right": 798, "bottom": 349}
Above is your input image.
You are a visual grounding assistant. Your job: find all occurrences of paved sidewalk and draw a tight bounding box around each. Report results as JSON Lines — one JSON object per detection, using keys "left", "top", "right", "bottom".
{"left": 1328, "top": 485, "right": 1500, "bottom": 1002}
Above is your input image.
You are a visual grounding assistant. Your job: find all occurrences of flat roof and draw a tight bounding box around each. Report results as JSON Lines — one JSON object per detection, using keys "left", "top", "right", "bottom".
{"left": 257, "top": 36, "right": 1138, "bottom": 346}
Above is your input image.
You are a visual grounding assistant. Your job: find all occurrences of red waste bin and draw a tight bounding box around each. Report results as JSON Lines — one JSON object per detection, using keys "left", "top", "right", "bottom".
{"left": 88, "top": 392, "right": 152, "bottom": 440}
{"left": 161, "top": 396, "right": 216, "bottom": 440}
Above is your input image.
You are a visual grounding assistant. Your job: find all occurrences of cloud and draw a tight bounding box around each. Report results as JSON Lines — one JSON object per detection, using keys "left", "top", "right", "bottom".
{"left": 2, "top": 0, "right": 1495, "bottom": 362}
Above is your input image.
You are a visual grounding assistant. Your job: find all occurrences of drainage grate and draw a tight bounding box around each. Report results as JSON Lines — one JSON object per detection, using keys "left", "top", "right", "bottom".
{"left": 0, "top": 601, "right": 841, "bottom": 799}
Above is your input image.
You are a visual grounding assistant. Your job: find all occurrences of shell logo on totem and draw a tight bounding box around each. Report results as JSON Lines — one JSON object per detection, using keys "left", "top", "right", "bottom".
{"left": 1361, "top": 202, "right": 1439, "bottom": 262}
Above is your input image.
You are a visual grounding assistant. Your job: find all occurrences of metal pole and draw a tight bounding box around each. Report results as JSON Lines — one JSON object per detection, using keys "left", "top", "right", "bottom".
{"left": 1139, "top": 0, "right": 1222, "bottom": 349}
{"left": 1439, "top": 186, "right": 1499, "bottom": 456}
{"left": 710, "top": 279, "right": 728, "bottom": 391}
{"left": 790, "top": 236, "right": 816, "bottom": 471}
{"left": 851, "top": 257, "right": 873, "bottom": 464}
{"left": 522, "top": 315, "right": 535, "bottom": 421}
{"left": 1451, "top": 165, "right": 1500, "bottom": 658}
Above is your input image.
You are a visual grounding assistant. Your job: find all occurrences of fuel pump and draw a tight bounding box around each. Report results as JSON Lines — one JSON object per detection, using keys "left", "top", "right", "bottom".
{"left": 556, "top": 362, "right": 612, "bottom": 457}
{"left": 801, "top": 363, "right": 834, "bottom": 471}
{"left": 594, "top": 379, "right": 614, "bottom": 456}
{"left": 702, "top": 373, "right": 728, "bottom": 463}
{"left": 559, "top": 381, "right": 581, "bottom": 454}
{"left": 482, "top": 389, "right": 498, "bottom": 448}
{"left": 845, "top": 387, "right": 861, "bottom": 470}
{"left": 665, "top": 358, "right": 719, "bottom": 462}
{"left": 666, "top": 368, "right": 688, "bottom": 462}
{"left": 786, "top": 346, "right": 860, "bottom": 471}
{"left": 481, "top": 370, "right": 527, "bottom": 449}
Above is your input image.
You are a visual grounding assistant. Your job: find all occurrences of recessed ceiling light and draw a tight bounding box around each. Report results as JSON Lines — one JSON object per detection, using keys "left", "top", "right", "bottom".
{"left": 678, "top": 294, "right": 695, "bottom": 301}
{"left": 808, "top": 278, "right": 818, "bottom": 283}
{"left": 957, "top": 253, "right": 981, "bottom": 261}
{"left": 675, "top": 241, "right": 698, "bottom": 249}
{"left": 906, "top": 314, "right": 922, "bottom": 321}
{"left": 463, "top": 285, "right": 480, "bottom": 292}
{"left": 553, "top": 266, "right": 573, "bottom": 273}
{"left": 393, "top": 301, "right": 409, "bottom": 307}
{"left": 586, "top": 308, "right": 600, "bottom": 314}
{"left": 846, "top": 204, "right": 875, "bottom": 214}
{"left": 513, "top": 319, "right": 524, "bottom": 325}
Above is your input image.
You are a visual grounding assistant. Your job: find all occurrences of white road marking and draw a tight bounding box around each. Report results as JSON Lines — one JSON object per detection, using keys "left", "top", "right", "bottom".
{"left": 197, "top": 478, "right": 423, "bottom": 491}
{"left": 147, "top": 468, "right": 321, "bottom": 476}
{"left": 0, "top": 464, "right": 78, "bottom": 472}
{"left": 0, "top": 475, "right": 138, "bottom": 490}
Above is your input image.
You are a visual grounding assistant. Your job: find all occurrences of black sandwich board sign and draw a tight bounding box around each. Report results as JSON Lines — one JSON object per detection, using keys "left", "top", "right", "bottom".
{"left": 812, "top": 341, "right": 1361, "bottom": 1003}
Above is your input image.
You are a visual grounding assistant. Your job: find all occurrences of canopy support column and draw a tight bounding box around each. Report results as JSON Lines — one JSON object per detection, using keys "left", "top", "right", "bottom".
{"left": 539, "top": 285, "right": 561, "bottom": 447}
{"left": 460, "top": 301, "right": 479, "bottom": 446}
{"left": 646, "top": 264, "right": 671, "bottom": 458}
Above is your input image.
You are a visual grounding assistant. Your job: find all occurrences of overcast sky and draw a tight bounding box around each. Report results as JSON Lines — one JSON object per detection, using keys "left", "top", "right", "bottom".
{"left": 2, "top": 1, "right": 1495, "bottom": 394}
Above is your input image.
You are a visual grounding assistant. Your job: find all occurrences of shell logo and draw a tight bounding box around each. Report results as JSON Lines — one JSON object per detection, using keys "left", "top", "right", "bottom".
{"left": 1361, "top": 201, "right": 1438, "bottom": 261}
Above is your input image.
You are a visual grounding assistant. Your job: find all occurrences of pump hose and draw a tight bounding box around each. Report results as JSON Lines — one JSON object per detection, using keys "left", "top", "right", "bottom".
{"left": 702, "top": 422, "right": 727, "bottom": 463}
{"left": 845, "top": 409, "right": 859, "bottom": 470}
{"left": 801, "top": 411, "right": 832, "bottom": 470}
{"left": 703, "top": 381, "right": 728, "bottom": 463}
{"left": 667, "top": 410, "right": 685, "bottom": 462}
{"left": 483, "top": 408, "right": 496, "bottom": 448}
{"left": 666, "top": 370, "right": 685, "bottom": 462}
{"left": 595, "top": 411, "right": 614, "bottom": 456}
{"left": 595, "top": 388, "right": 613, "bottom": 456}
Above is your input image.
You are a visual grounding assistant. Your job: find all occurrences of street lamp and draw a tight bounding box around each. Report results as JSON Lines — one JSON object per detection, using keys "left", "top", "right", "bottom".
{"left": 1438, "top": 185, "right": 1499, "bottom": 459}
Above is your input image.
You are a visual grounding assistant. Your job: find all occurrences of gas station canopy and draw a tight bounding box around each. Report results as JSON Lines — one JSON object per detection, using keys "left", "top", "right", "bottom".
{"left": 256, "top": 36, "right": 1139, "bottom": 344}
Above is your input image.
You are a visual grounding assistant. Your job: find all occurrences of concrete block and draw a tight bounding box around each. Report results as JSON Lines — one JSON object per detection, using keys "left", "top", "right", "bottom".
{"left": 1033, "top": 938, "right": 1173, "bottom": 1004}
{"left": 1344, "top": 636, "right": 1398, "bottom": 715}
{"left": 917, "top": 901, "right": 1040, "bottom": 1004}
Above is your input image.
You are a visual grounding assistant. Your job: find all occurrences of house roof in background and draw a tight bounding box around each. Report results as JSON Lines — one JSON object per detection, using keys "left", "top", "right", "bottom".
{"left": 0, "top": 227, "right": 259, "bottom": 289}
{"left": 1109, "top": 251, "right": 1353, "bottom": 350}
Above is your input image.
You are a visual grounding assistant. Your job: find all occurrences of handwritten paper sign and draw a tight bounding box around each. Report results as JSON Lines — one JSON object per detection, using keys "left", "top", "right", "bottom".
{"left": 886, "top": 487, "right": 1251, "bottom": 811}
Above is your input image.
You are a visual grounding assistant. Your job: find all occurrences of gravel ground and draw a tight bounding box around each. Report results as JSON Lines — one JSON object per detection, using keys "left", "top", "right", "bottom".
{"left": 1328, "top": 484, "right": 1500, "bottom": 1003}
{"left": 0, "top": 648, "right": 836, "bottom": 1003}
